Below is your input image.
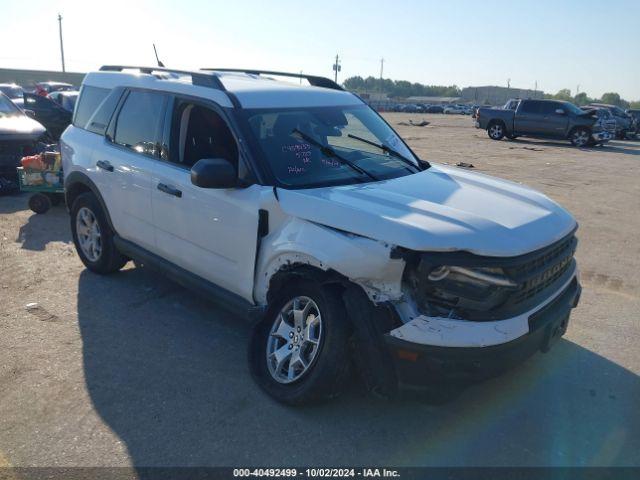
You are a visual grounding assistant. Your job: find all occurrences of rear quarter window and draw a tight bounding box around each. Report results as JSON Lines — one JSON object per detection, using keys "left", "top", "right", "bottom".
{"left": 73, "top": 85, "right": 110, "bottom": 129}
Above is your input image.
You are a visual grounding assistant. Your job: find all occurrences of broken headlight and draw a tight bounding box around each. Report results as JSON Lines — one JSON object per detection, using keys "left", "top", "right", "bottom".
{"left": 405, "top": 260, "right": 519, "bottom": 319}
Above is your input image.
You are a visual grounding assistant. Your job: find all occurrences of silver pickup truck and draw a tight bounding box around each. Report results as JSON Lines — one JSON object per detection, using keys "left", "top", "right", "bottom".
{"left": 476, "top": 99, "right": 612, "bottom": 147}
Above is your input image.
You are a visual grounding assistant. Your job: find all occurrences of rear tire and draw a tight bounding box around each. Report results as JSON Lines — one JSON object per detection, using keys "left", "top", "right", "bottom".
{"left": 249, "top": 279, "right": 351, "bottom": 405}
{"left": 28, "top": 193, "right": 51, "bottom": 214}
{"left": 70, "top": 192, "right": 127, "bottom": 274}
{"left": 487, "top": 121, "right": 505, "bottom": 140}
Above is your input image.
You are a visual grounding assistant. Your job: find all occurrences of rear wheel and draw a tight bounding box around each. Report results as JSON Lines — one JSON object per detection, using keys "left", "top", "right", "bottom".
{"left": 487, "top": 122, "right": 505, "bottom": 140}
{"left": 249, "top": 279, "right": 351, "bottom": 405}
{"left": 570, "top": 127, "right": 590, "bottom": 147}
{"left": 70, "top": 192, "right": 127, "bottom": 274}
{"left": 28, "top": 193, "right": 51, "bottom": 214}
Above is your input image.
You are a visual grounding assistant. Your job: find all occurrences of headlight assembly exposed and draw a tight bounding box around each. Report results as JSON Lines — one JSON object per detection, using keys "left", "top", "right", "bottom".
{"left": 427, "top": 265, "right": 517, "bottom": 287}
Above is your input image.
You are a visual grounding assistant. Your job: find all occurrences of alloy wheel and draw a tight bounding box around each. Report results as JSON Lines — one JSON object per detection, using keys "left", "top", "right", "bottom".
{"left": 266, "top": 296, "right": 323, "bottom": 384}
{"left": 489, "top": 124, "right": 503, "bottom": 139}
{"left": 76, "top": 207, "right": 102, "bottom": 262}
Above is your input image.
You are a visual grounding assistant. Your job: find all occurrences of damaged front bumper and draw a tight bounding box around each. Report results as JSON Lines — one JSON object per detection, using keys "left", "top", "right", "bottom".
{"left": 384, "top": 276, "right": 581, "bottom": 386}
{"left": 591, "top": 130, "right": 613, "bottom": 143}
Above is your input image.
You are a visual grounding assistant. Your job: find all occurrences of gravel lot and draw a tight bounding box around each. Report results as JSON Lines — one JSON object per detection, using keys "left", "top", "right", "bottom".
{"left": 1, "top": 113, "right": 639, "bottom": 468}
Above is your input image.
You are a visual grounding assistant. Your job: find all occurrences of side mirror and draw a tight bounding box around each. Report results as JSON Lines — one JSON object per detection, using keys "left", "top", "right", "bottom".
{"left": 555, "top": 109, "right": 565, "bottom": 115}
{"left": 23, "top": 109, "right": 36, "bottom": 118}
{"left": 191, "top": 158, "right": 237, "bottom": 189}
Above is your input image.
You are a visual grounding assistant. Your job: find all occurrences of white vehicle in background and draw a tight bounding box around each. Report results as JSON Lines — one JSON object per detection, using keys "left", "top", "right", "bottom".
{"left": 443, "top": 105, "right": 465, "bottom": 114}
{"left": 0, "top": 83, "right": 25, "bottom": 108}
{"left": 48, "top": 90, "right": 80, "bottom": 113}
{"left": 61, "top": 65, "right": 581, "bottom": 404}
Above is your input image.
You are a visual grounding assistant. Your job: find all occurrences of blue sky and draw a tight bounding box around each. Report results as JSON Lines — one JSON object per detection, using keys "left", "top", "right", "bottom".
{"left": 3, "top": 0, "right": 639, "bottom": 99}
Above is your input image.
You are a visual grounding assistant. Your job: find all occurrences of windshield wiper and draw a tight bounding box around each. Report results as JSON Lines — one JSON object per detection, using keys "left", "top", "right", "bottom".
{"left": 292, "top": 129, "right": 379, "bottom": 181}
{"left": 346, "top": 133, "right": 422, "bottom": 172}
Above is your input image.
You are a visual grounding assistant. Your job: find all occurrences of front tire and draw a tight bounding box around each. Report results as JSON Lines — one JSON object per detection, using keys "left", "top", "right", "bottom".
{"left": 70, "top": 192, "right": 127, "bottom": 274}
{"left": 249, "top": 279, "right": 351, "bottom": 405}
{"left": 487, "top": 121, "right": 505, "bottom": 140}
{"left": 570, "top": 127, "right": 590, "bottom": 147}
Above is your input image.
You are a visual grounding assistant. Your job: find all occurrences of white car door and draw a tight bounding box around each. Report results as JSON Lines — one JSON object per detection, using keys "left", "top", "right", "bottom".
{"left": 98, "top": 89, "right": 168, "bottom": 251}
{"left": 149, "top": 99, "right": 261, "bottom": 302}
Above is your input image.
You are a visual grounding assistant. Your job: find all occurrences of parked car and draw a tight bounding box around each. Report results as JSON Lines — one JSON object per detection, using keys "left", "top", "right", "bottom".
{"left": 48, "top": 90, "right": 79, "bottom": 113}
{"left": 426, "top": 105, "right": 443, "bottom": 113}
{"left": 62, "top": 65, "right": 581, "bottom": 404}
{"left": 625, "top": 109, "right": 640, "bottom": 135}
{"left": 22, "top": 92, "right": 73, "bottom": 140}
{"left": 0, "top": 93, "right": 46, "bottom": 179}
{"left": 476, "top": 99, "right": 611, "bottom": 147}
{"left": 0, "top": 83, "right": 25, "bottom": 108}
{"left": 34, "top": 81, "right": 75, "bottom": 97}
{"left": 587, "top": 103, "right": 632, "bottom": 139}
{"left": 443, "top": 105, "right": 465, "bottom": 114}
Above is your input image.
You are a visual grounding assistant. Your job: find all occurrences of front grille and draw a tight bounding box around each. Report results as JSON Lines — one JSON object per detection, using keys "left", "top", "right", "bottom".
{"left": 506, "top": 235, "right": 577, "bottom": 306}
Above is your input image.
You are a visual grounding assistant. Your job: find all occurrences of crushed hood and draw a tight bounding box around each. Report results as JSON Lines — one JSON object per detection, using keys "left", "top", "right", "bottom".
{"left": 276, "top": 164, "right": 577, "bottom": 257}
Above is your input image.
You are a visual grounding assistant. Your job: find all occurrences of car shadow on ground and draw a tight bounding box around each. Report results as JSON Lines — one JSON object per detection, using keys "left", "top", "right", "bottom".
{"left": 16, "top": 205, "right": 70, "bottom": 251}
{"left": 506, "top": 138, "right": 640, "bottom": 155}
{"left": 76, "top": 267, "right": 640, "bottom": 468}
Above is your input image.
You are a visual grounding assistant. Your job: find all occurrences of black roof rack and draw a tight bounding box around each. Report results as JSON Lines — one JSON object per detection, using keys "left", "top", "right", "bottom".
{"left": 98, "top": 65, "right": 226, "bottom": 91}
{"left": 201, "top": 68, "right": 343, "bottom": 91}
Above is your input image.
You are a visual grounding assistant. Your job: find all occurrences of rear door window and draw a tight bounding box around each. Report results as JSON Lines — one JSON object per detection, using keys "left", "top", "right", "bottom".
{"left": 113, "top": 90, "right": 167, "bottom": 156}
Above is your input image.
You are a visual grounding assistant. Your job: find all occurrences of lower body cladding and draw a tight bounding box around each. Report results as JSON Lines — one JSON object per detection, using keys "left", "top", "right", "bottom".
{"left": 385, "top": 274, "right": 581, "bottom": 387}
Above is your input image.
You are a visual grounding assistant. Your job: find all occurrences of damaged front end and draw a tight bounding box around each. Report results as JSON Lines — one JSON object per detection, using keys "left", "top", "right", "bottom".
{"left": 382, "top": 231, "right": 581, "bottom": 387}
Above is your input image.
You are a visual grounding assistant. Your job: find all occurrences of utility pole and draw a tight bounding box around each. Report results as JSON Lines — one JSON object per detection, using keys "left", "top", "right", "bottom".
{"left": 576, "top": 84, "right": 580, "bottom": 95}
{"left": 332, "top": 54, "right": 341, "bottom": 83}
{"left": 534, "top": 80, "right": 538, "bottom": 99}
{"left": 507, "top": 78, "right": 510, "bottom": 89}
{"left": 58, "top": 14, "right": 66, "bottom": 73}
{"left": 380, "top": 58, "right": 384, "bottom": 80}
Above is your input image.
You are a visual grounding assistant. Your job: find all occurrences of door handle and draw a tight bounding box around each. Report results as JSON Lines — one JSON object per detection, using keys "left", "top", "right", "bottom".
{"left": 96, "top": 160, "right": 114, "bottom": 172}
{"left": 157, "top": 183, "right": 182, "bottom": 198}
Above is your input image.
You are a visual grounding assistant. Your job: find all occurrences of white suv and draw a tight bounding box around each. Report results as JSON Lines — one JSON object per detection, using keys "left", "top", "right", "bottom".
{"left": 61, "top": 66, "right": 581, "bottom": 404}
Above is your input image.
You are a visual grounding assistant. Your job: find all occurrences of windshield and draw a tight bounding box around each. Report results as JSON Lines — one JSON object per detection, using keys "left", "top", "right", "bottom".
{"left": 239, "top": 104, "right": 420, "bottom": 188}
{"left": 0, "top": 85, "right": 23, "bottom": 99}
{"left": 0, "top": 94, "right": 21, "bottom": 116}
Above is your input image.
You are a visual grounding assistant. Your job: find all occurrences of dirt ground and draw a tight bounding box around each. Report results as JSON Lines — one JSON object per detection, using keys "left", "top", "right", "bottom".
{"left": 0, "top": 113, "right": 639, "bottom": 469}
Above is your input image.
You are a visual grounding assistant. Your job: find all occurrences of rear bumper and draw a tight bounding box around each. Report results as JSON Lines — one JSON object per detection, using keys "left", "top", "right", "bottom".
{"left": 384, "top": 278, "right": 581, "bottom": 386}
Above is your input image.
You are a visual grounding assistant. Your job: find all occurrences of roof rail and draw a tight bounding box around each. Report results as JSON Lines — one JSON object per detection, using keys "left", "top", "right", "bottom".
{"left": 201, "top": 68, "right": 343, "bottom": 91}
{"left": 98, "top": 65, "right": 226, "bottom": 91}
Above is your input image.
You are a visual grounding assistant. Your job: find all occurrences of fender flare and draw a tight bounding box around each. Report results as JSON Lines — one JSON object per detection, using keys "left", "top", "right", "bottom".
{"left": 65, "top": 171, "right": 117, "bottom": 233}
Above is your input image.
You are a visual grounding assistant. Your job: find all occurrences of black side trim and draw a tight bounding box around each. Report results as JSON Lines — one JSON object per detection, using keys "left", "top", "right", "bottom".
{"left": 113, "top": 236, "right": 254, "bottom": 318}
{"left": 64, "top": 171, "right": 115, "bottom": 231}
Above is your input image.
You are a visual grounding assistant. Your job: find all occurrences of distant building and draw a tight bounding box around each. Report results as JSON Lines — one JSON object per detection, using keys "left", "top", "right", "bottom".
{"left": 0, "top": 68, "right": 85, "bottom": 89}
{"left": 460, "top": 86, "right": 545, "bottom": 106}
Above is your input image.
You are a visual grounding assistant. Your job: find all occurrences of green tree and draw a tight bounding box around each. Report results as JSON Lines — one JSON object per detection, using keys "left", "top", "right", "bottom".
{"left": 599, "top": 92, "right": 629, "bottom": 108}
{"left": 573, "top": 92, "right": 592, "bottom": 106}
{"left": 553, "top": 88, "right": 573, "bottom": 101}
{"left": 342, "top": 76, "right": 461, "bottom": 98}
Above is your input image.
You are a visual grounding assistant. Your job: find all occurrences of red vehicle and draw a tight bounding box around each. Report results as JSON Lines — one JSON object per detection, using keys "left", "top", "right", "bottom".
{"left": 34, "top": 81, "right": 75, "bottom": 97}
